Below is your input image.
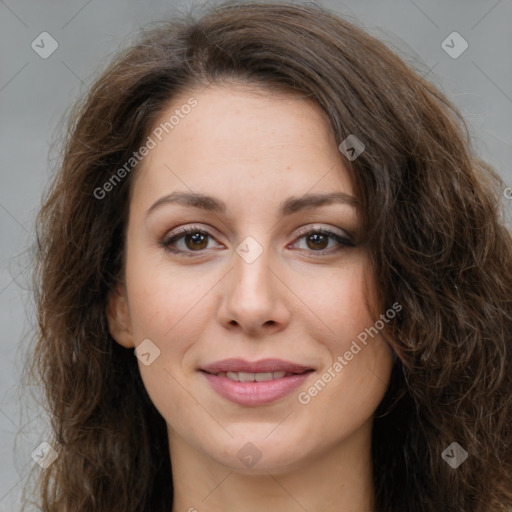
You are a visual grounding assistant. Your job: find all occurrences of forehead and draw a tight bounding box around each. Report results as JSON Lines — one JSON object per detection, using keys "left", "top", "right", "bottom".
{"left": 130, "top": 83, "right": 353, "bottom": 206}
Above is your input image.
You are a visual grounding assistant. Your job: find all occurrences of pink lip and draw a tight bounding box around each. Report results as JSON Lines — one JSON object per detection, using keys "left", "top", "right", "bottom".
{"left": 200, "top": 358, "right": 314, "bottom": 406}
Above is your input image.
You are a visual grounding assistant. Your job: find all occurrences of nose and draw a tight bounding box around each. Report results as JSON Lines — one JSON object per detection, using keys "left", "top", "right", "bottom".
{"left": 217, "top": 243, "right": 291, "bottom": 336}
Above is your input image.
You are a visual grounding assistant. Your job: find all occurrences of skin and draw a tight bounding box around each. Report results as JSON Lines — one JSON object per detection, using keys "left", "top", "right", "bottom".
{"left": 107, "top": 82, "right": 394, "bottom": 512}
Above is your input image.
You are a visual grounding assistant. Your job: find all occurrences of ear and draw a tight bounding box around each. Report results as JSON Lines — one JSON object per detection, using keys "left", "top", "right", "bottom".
{"left": 107, "top": 283, "right": 135, "bottom": 348}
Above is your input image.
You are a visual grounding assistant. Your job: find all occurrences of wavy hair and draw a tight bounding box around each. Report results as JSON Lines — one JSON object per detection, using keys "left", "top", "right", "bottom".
{"left": 26, "top": 1, "right": 512, "bottom": 510}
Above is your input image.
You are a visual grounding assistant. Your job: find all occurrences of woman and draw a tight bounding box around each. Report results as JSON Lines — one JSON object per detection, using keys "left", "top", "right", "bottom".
{"left": 27, "top": 1, "right": 512, "bottom": 511}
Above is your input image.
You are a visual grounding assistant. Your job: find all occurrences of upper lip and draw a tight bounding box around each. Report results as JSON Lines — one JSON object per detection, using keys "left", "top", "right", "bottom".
{"left": 201, "top": 358, "right": 314, "bottom": 374}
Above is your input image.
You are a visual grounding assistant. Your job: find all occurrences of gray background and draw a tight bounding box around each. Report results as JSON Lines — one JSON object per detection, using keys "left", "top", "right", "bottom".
{"left": 1, "top": 0, "right": 511, "bottom": 509}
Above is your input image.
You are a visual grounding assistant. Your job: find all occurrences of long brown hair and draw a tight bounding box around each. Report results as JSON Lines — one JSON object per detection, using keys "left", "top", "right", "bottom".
{"left": 26, "top": 1, "right": 512, "bottom": 510}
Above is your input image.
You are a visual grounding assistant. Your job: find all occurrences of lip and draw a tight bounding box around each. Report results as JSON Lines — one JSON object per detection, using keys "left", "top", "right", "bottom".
{"left": 200, "top": 358, "right": 315, "bottom": 406}
{"left": 201, "top": 358, "right": 313, "bottom": 374}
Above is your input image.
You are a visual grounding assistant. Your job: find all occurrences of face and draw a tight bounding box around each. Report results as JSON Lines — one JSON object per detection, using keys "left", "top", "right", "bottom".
{"left": 108, "top": 83, "right": 394, "bottom": 474}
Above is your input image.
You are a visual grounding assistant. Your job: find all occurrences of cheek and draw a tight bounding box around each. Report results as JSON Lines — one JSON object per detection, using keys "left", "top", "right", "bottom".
{"left": 300, "top": 260, "right": 393, "bottom": 417}
{"left": 295, "top": 326, "right": 392, "bottom": 459}
{"left": 122, "top": 253, "right": 202, "bottom": 403}
{"left": 303, "top": 331, "right": 393, "bottom": 437}
{"left": 310, "top": 259, "right": 375, "bottom": 346}
{"left": 125, "top": 246, "right": 211, "bottom": 344}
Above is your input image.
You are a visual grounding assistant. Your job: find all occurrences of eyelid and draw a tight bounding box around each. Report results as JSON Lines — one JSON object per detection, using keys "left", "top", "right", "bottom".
{"left": 164, "top": 223, "right": 217, "bottom": 240}
{"left": 293, "top": 224, "right": 352, "bottom": 241}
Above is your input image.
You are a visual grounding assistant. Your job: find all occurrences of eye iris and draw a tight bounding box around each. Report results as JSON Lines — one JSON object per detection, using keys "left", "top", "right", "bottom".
{"left": 306, "top": 233, "right": 328, "bottom": 250}
{"left": 185, "top": 232, "right": 208, "bottom": 250}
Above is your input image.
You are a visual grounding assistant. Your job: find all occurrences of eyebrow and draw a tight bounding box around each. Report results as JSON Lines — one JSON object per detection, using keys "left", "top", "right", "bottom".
{"left": 146, "top": 190, "right": 358, "bottom": 218}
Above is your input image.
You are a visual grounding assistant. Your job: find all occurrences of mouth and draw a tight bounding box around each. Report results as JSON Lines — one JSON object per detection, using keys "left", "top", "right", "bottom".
{"left": 205, "top": 370, "right": 311, "bottom": 382}
{"left": 199, "top": 358, "right": 315, "bottom": 406}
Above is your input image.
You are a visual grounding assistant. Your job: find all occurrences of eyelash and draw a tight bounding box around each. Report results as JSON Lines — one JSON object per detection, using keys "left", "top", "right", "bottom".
{"left": 160, "top": 224, "right": 355, "bottom": 258}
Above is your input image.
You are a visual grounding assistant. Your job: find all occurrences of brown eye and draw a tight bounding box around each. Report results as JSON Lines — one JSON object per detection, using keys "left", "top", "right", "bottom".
{"left": 162, "top": 226, "right": 219, "bottom": 256}
{"left": 292, "top": 228, "right": 354, "bottom": 255}
{"left": 305, "top": 233, "right": 329, "bottom": 250}
{"left": 183, "top": 232, "right": 208, "bottom": 250}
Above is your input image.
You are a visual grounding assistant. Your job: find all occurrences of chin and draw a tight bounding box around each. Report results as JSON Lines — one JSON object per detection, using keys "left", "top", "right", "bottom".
{"left": 205, "top": 430, "right": 317, "bottom": 475}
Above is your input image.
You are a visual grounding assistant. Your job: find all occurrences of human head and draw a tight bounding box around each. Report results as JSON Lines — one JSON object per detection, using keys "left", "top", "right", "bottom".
{"left": 30, "top": 2, "right": 512, "bottom": 511}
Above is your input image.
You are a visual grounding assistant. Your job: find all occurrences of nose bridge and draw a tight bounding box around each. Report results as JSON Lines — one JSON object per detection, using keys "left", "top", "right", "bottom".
{"left": 219, "top": 234, "right": 288, "bottom": 333}
{"left": 232, "top": 236, "right": 274, "bottom": 307}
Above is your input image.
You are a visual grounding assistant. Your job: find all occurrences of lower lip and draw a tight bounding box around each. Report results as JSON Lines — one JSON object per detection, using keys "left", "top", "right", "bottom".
{"left": 202, "top": 371, "right": 313, "bottom": 406}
